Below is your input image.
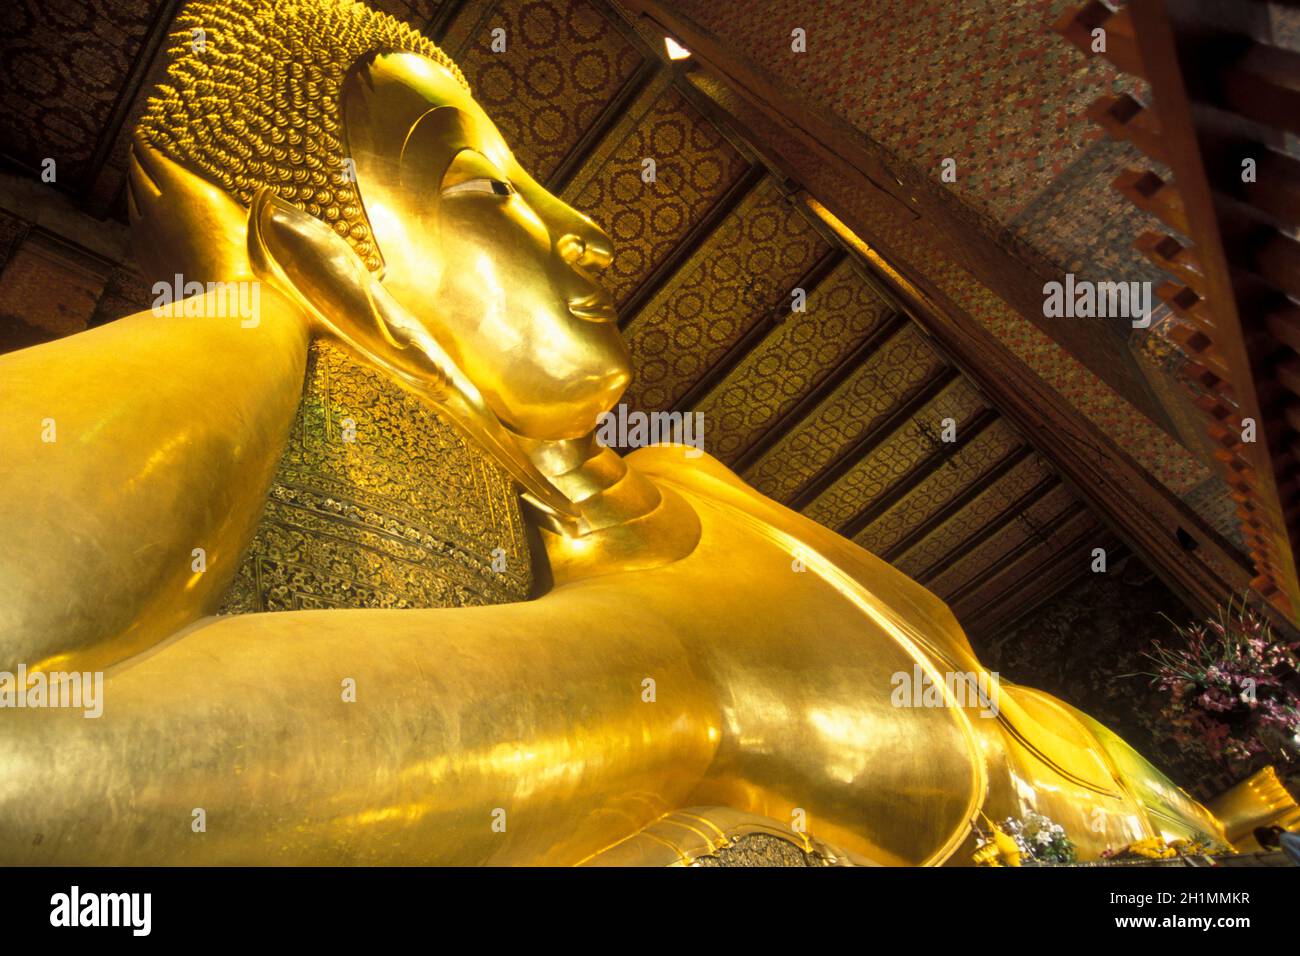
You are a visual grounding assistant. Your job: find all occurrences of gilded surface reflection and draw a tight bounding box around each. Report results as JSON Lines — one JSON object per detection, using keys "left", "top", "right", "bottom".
{"left": 0, "top": 0, "right": 1254, "bottom": 865}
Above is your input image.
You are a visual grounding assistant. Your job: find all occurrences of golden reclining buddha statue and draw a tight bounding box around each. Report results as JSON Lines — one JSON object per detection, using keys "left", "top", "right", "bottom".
{"left": 0, "top": 0, "right": 1241, "bottom": 865}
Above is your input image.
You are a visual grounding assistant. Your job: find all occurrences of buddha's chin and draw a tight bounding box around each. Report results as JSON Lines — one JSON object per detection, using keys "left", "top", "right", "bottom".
{"left": 494, "top": 379, "right": 628, "bottom": 444}
{"left": 504, "top": 406, "right": 618, "bottom": 444}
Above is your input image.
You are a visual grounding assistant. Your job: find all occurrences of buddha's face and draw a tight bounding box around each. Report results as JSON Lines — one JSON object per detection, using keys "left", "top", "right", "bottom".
{"left": 343, "top": 53, "right": 630, "bottom": 441}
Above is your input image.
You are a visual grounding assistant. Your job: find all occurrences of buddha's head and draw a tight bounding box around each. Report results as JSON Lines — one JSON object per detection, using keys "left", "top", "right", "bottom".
{"left": 134, "top": 0, "right": 630, "bottom": 441}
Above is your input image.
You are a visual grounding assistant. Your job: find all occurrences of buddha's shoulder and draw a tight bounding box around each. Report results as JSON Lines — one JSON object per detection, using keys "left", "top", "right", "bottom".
{"left": 626, "top": 444, "right": 976, "bottom": 660}
{"left": 624, "top": 444, "right": 752, "bottom": 494}
{"left": 626, "top": 445, "right": 867, "bottom": 560}
{"left": 625, "top": 444, "right": 844, "bottom": 547}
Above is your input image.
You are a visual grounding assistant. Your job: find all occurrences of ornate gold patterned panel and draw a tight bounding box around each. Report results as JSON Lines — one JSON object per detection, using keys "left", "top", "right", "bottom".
{"left": 564, "top": 82, "right": 752, "bottom": 307}
{"left": 893, "top": 455, "right": 1058, "bottom": 578}
{"left": 449, "top": 0, "right": 643, "bottom": 182}
{"left": 219, "top": 339, "right": 532, "bottom": 614}
{"left": 0, "top": 0, "right": 158, "bottom": 190}
{"left": 741, "top": 323, "right": 946, "bottom": 502}
{"left": 797, "top": 378, "right": 988, "bottom": 528}
{"left": 953, "top": 507, "right": 1098, "bottom": 617}
{"left": 620, "top": 176, "right": 829, "bottom": 413}
{"left": 692, "top": 260, "right": 894, "bottom": 463}
{"left": 372, "top": 0, "right": 445, "bottom": 24}
{"left": 848, "top": 418, "right": 1025, "bottom": 555}
{"left": 927, "top": 482, "right": 1077, "bottom": 599}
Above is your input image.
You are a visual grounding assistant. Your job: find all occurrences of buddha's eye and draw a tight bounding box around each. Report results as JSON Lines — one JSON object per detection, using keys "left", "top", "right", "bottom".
{"left": 440, "top": 149, "right": 514, "bottom": 200}
{"left": 440, "top": 177, "right": 514, "bottom": 199}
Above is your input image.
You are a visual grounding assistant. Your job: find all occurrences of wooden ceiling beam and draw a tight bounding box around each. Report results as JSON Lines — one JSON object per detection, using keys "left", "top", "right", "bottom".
{"left": 1054, "top": 2, "right": 1145, "bottom": 78}
{"left": 674, "top": 246, "right": 845, "bottom": 413}
{"left": 428, "top": 0, "right": 467, "bottom": 39}
{"left": 729, "top": 310, "right": 909, "bottom": 473}
{"left": 787, "top": 365, "right": 960, "bottom": 511}
{"left": 77, "top": 0, "right": 186, "bottom": 217}
{"left": 616, "top": 0, "right": 1180, "bottom": 434}
{"left": 915, "top": 473, "right": 1062, "bottom": 586}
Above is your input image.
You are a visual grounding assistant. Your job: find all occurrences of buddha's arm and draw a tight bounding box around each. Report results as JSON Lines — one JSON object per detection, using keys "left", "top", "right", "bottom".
{"left": 0, "top": 295, "right": 309, "bottom": 673}
{"left": 0, "top": 595, "right": 721, "bottom": 865}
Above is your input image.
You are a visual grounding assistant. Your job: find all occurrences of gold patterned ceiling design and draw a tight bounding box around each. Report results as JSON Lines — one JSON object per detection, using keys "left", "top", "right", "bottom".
{"left": 803, "top": 377, "right": 989, "bottom": 520}
{"left": 0, "top": 0, "right": 1115, "bottom": 637}
{"left": 566, "top": 78, "right": 753, "bottom": 306}
{"left": 620, "top": 176, "right": 831, "bottom": 412}
{"left": 693, "top": 259, "right": 894, "bottom": 462}
{"left": 742, "top": 322, "right": 949, "bottom": 501}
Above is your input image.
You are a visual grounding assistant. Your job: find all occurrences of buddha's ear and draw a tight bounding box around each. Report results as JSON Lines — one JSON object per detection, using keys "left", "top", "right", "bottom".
{"left": 246, "top": 186, "right": 404, "bottom": 351}
{"left": 247, "top": 187, "right": 584, "bottom": 528}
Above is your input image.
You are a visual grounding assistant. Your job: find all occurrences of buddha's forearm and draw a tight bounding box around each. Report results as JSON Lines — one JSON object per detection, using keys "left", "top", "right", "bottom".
{"left": 0, "top": 298, "right": 309, "bottom": 672}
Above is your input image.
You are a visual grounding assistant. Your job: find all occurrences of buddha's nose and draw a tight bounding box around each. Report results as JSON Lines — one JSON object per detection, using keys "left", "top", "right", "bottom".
{"left": 558, "top": 226, "right": 613, "bottom": 274}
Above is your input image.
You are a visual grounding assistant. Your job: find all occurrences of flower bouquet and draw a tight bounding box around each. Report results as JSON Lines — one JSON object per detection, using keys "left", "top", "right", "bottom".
{"left": 1101, "top": 836, "right": 1226, "bottom": 862}
{"left": 985, "top": 811, "right": 1076, "bottom": 864}
{"left": 1140, "top": 596, "right": 1300, "bottom": 775}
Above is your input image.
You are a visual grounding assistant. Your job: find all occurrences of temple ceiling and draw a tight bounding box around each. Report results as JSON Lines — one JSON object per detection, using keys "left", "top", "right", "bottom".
{"left": 5, "top": 0, "right": 1231, "bottom": 638}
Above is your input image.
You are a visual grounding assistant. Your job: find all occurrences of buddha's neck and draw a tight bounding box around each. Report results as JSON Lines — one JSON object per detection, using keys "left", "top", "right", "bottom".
{"left": 516, "top": 432, "right": 663, "bottom": 535}
{"left": 514, "top": 433, "right": 703, "bottom": 583}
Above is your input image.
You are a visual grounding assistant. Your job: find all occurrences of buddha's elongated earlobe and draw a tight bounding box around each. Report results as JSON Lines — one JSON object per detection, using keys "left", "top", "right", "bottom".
{"left": 246, "top": 187, "right": 585, "bottom": 531}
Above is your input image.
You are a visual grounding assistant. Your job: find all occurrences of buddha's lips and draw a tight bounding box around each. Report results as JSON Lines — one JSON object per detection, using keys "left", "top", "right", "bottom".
{"left": 568, "top": 299, "right": 618, "bottom": 323}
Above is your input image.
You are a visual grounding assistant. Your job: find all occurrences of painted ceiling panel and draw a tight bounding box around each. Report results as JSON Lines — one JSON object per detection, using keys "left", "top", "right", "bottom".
{"left": 796, "top": 377, "right": 989, "bottom": 530}
{"left": 566, "top": 82, "right": 753, "bottom": 306}
{"left": 0, "top": 0, "right": 161, "bottom": 189}
{"left": 451, "top": 0, "right": 643, "bottom": 182}
{"left": 691, "top": 260, "right": 894, "bottom": 463}
{"left": 894, "top": 455, "right": 1058, "bottom": 580}
{"left": 849, "top": 418, "right": 1025, "bottom": 555}
{"left": 741, "top": 323, "right": 947, "bottom": 502}
{"left": 926, "top": 482, "right": 1078, "bottom": 600}
{"left": 951, "top": 506, "right": 1098, "bottom": 620}
{"left": 620, "top": 176, "right": 829, "bottom": 412}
